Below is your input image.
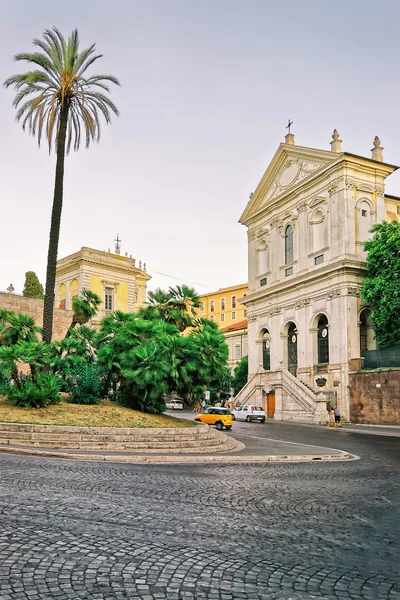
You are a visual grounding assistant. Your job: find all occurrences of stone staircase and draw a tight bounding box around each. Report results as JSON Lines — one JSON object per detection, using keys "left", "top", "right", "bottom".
{"left": 0, "top": 422, "right": 242, "bottom": 454}
{"left": 234, "top": 368, "right": 327, "bottom": 424}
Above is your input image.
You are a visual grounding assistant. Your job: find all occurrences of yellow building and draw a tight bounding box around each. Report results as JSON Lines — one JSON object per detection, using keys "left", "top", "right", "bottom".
{"left": 385, "top": 194, "right": 400, "bottom": 222}
{"left": 220, "top": 319, "right": 248, "bottom": 372}
{"left": 55, "top": 245, "right": 150, "bottom": 325}
{"left": 196, "top": 283, "right": 249, "bottom": 372}
{"left": 197, "top": 283, "right": 248, "bottom": 327}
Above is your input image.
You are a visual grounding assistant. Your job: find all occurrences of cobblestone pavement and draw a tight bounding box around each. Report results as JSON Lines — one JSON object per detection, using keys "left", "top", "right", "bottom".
{"left": 0, "top": 422, "right": 399, "bottom": 599}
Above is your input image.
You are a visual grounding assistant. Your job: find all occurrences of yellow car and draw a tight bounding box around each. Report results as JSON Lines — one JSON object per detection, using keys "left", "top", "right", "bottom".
{"left": 194, "top": 407, "right": 233, "bottom": 430}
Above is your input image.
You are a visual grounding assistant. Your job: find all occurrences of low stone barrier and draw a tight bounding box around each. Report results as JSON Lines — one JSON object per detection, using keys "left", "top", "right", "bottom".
{"left": 0, "top": 422, "right": 243, "bottom": 453}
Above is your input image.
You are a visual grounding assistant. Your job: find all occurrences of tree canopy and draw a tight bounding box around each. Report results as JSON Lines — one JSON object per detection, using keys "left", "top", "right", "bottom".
{"left": 22, "top": 271, "right": 44, "bottom": 299}
{"left": 0, "top": 283, "right": 229, "bottom": 413}
{"left": 232, "top": 355, "right": 249, "bottom": 395}
{"left": 361, "top": 220, "right": 400, "bottom": 348}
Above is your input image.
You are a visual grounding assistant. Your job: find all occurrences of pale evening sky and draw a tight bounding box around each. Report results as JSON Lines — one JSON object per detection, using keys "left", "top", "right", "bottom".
{"left": 1, "top": 0, "right": 400, "bottom": 296}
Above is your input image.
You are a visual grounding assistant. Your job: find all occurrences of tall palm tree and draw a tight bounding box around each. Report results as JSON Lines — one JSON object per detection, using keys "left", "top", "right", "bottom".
{"left": 4, "top": 27, "right": 120, "bottom": 343}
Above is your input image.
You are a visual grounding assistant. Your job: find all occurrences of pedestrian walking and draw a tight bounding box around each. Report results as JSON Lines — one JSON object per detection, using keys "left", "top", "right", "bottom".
{"left": 327, "top": 408, "right": 335, "bottom": 427}
{"left": 334, "top": 407, "right": 341, "bottom": 428}
{"left": 201, "top": 399, "right": 207, "bottom": 412}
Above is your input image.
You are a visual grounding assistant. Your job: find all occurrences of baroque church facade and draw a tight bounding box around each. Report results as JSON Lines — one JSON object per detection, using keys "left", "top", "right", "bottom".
{"left": 236, "top": 130, "right": 400, "bottom": 422}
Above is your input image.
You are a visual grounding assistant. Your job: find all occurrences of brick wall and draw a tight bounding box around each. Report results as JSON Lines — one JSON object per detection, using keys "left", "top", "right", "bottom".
{"left": 349, "top": 370, "right": 400, "bottom": 425}
{"left": 0, "top": 292, "right": 73, "bottom": 341}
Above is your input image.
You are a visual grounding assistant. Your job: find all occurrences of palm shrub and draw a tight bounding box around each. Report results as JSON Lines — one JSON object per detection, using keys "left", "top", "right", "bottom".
{"left": 97, "top": 311, "right": 230, "bottom": 413}
{"left": 53, "top": 325, "right": 97, "bottom": 389}
{"left": 65, "top": 290, "right": 101, "bottom": 337}
{"left": 185, "top": 319, "right": 229, "bottom": 400}
{"left": 96, "top": 310, "right": 133, "bottom": 399}
{"left": 6, "top": 373, "right": 60, "bottom": 408}
{"left": 143, "top": 285, "right": 201, "bottom": 332}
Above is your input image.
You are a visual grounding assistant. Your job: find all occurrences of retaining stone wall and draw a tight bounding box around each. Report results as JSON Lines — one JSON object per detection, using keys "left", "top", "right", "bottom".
{"left": 349, "top": 369, "right": 400, "bottom": 424}
{"left": 0, "top": 292, "right": 73, "bottom": 341}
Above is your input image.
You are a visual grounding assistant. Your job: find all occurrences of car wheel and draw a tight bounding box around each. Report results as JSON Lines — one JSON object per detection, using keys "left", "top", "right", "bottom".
{"left": 225, "top": 426, "right": 232, "bottom": 430}
{"left": 245, "top": 416, "right": 251, "bottom": 423}
{"left": 194, "top": 418, "right": 201, "bottom": 422}
{"left": 261, "top": 419, "right": 266, "bottom": 423}
{"left": 215, "top": 421, "right": 224, "bottom": 431}
{"left": 232, "top": 414, "right": 236, "bottom": 420}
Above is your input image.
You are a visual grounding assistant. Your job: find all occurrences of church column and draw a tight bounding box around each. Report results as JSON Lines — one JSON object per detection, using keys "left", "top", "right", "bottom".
{"left": 247, "top": 229, "right": 257, "bottom": 293}
{"left": 247, "top": 318, "right": 259, "bottom": 375}
{"left": 65, "top": 280, "right": 70, "bottom": 310}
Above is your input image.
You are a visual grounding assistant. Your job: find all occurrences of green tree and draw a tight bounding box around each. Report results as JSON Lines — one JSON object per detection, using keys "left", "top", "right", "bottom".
{"left": 185, "top": 320, "right": 229, "bottom": 402}
{"left": 22, "top": 271, "right": 44, "bottom": 299}
{"left": 361, "top": 221, "right": 400, "bottom": 348}
{"left": 0, "top": 310, "right": 45, "bottom": 387}
{"left": 144, "top": 285, "right": 201, "bottom": 332}
{"left": 4, "top": 27, "right": 120, "bottom": 343}
{"left": 232, "top": 355, "right": 248, "bottom": 395}
{"left": 0, "top": 310, "right": 41, "bottom": 346}
{"left": 96, "top": 313, "right": 229, "bottom": 413}
{"left": 66, "top": 289, "right": 101, "bottom": 337}
{"left": 53, "top": 325, "right": 97, "bottom": 383}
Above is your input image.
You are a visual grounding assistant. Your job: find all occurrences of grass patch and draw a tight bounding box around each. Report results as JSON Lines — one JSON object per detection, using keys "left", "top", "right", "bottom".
{"left": 0, "top": 395, "right": 195, "bottom": 429}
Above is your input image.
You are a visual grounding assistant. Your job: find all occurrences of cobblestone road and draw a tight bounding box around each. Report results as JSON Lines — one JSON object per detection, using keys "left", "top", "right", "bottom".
{"left": 0, "top": 421, "right": 399, "bottom": 599}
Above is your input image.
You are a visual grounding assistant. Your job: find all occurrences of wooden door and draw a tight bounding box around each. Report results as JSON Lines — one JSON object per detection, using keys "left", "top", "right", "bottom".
{"left": 267, "top": 393, "right": 275, "bottom": 418}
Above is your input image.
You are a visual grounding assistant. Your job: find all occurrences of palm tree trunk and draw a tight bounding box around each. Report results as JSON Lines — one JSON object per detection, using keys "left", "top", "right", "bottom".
{"left": 42, "top": 103, "right": 69, "bottom": 344}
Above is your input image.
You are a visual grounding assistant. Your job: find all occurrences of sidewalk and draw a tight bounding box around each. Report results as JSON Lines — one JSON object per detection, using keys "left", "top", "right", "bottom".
{"left": 339, "top": 423, "right": 400, "bottom": 437}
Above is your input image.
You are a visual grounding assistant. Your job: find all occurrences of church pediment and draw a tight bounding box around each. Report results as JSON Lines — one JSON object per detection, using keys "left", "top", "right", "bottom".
{"left": 240, "top": 143, "right": 340, "bottom": 224}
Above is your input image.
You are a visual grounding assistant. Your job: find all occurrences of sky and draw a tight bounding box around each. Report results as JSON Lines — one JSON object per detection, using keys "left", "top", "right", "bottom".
{"left": 1, "top": 0, "right": 400, "bottom": 296}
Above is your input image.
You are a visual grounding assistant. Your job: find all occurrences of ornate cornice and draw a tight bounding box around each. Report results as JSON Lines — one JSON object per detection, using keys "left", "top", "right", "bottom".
{"left": 295, "top": 298, "right": 311, "bottom": 309}
{"left": 345, "top": 178, "right": 356, "bottom": 189}
{"left": 328, "top": 181, "right": 339, "bottom": 196}
{"left": 348, "top": 287, "right": 361, "bottom": 297}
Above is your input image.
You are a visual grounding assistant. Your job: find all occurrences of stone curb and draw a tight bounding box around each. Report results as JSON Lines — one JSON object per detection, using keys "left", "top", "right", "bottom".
{"left": 0, "top": 444, "right": 351, "bottom": 464}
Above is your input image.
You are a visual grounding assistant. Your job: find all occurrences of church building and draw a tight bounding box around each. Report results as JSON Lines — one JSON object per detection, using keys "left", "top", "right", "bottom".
{"left": 236, "top": 129, "right": 400, "bottom": 422}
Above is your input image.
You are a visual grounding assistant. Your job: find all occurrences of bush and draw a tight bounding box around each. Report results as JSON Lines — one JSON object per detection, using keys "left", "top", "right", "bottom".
{"left": 0, "top": 372, "right": 10, "bottom": 395}
{"left": 66, "top": 363, "right": 105, "bottom": 405}
{"left": 6, "top": 374, "right": 61, "bottom": 408}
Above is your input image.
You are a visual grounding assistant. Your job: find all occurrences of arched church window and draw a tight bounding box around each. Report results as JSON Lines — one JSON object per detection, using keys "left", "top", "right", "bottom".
{"left": 262, "top": 330, "right": 271, "bottom": 371}
{"left": 360, "top": 308, "right": 374, "bottom": 352}
{"left": 285, "top": 225, "right": 293, "bottom": 264}
{"left": 58, "top": 284, "right": 66, "bottom": 310}
{"left": 317, "top": 315, "right": 329, "bottom": 364}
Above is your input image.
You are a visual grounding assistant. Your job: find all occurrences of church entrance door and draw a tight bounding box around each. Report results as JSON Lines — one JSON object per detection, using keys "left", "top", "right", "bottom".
{"left": 267, "top": 392, "right": 275, "bottom": 418}
{"left": 287, "top": 323, "right": 298, "bottom": 377}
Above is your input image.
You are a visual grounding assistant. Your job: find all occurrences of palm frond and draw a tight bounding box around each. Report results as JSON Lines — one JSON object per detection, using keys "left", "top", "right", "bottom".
{"left": 4, "top": 26, "right": 120, "bottom": 153}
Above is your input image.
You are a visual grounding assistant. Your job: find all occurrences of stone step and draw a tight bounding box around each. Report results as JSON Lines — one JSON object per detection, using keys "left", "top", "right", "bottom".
{"left": 0, "top": 422, "right": 211, "bottom": 437}
{"left": 0, "top": 429, "right": 218, "bottom": 443}
{"left": 0, "top": 436, "right": 227, "bottom": 450}
{"left": 0, "top": 422, "right": 243, "bottom": 454}
{"left": 0, "top": 434, "right": 244, "bottom": 456}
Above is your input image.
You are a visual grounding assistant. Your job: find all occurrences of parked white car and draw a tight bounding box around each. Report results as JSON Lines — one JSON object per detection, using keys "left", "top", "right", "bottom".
{"left": 232, "top": 405, "right": 266, "bottom": 423}
{"left": 165, "top": 399, "right": 184, "bottom": 410}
